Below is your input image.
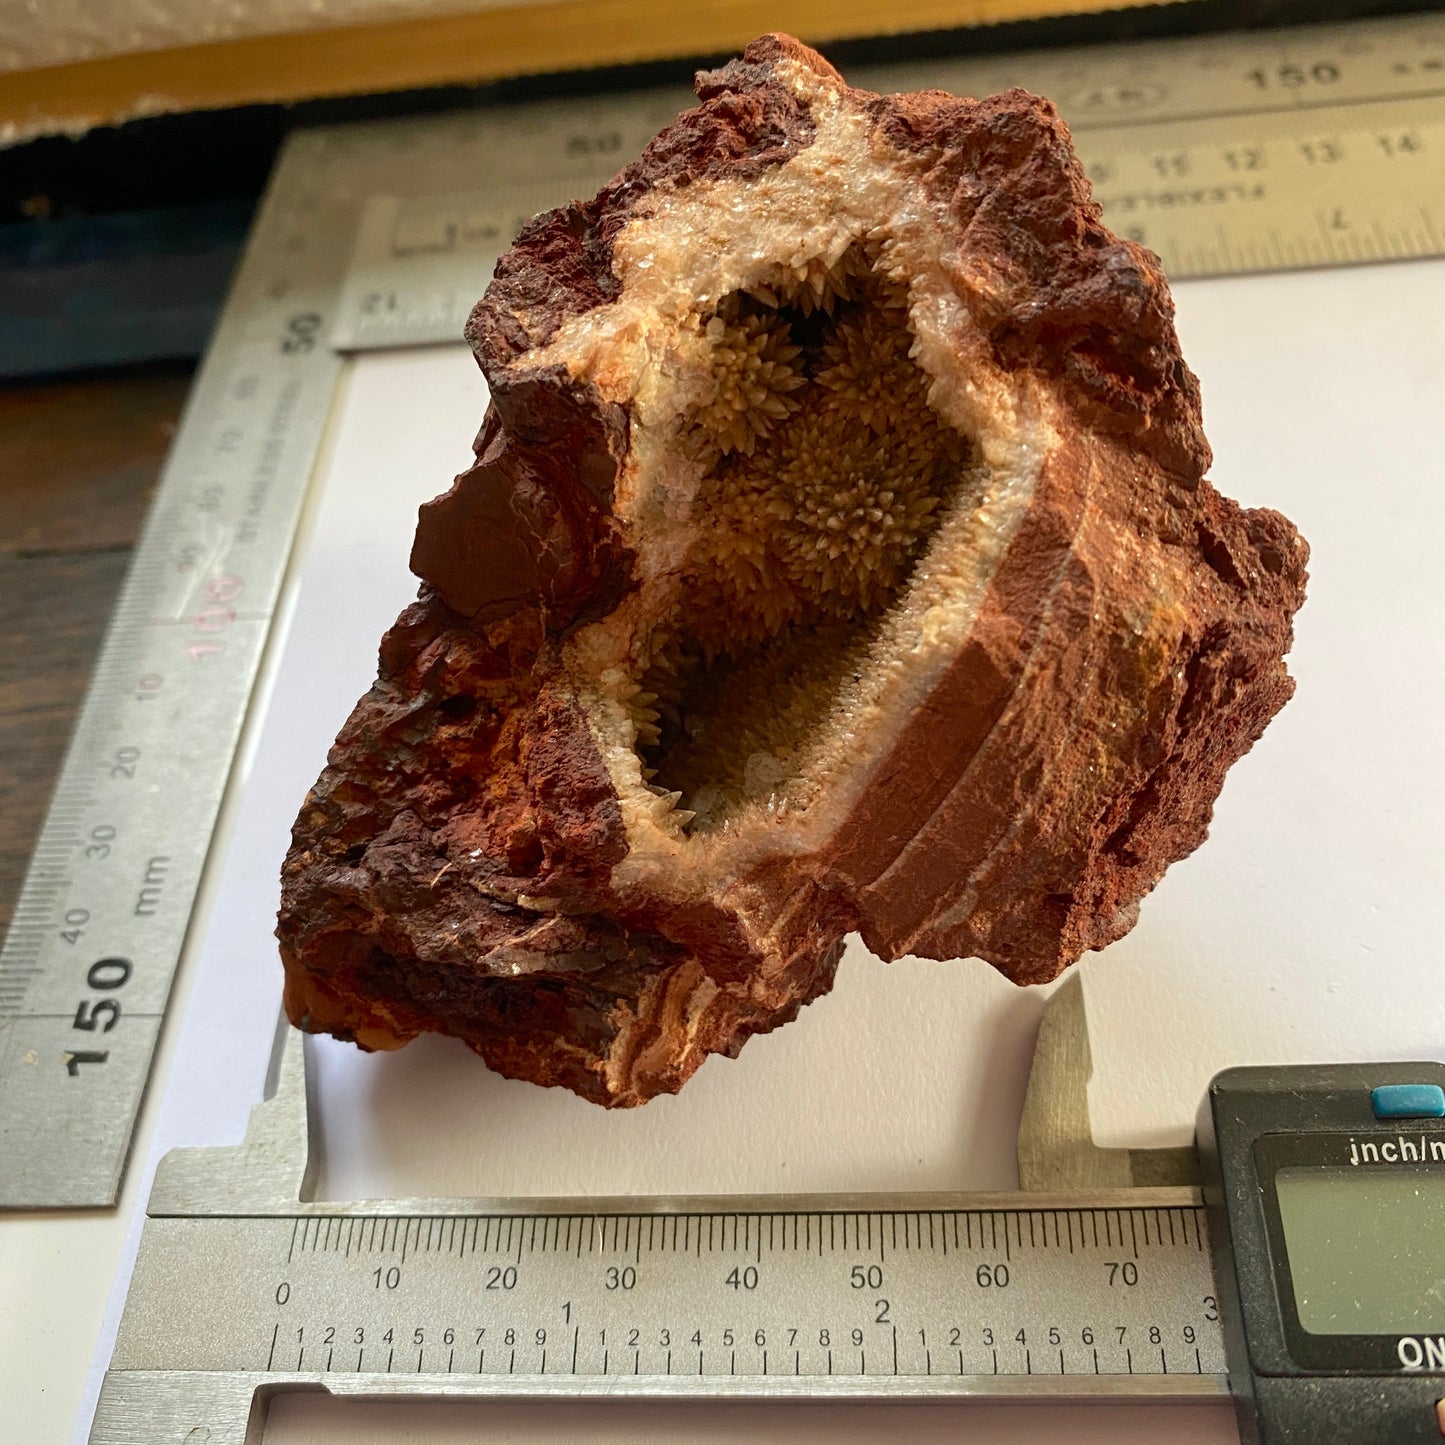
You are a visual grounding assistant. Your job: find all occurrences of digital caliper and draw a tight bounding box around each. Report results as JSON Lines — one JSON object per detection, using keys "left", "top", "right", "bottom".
{"left": 89, "top": 979, "right": 1444, "bottom": 1443}
{"left": 1200, "top": 1060, "right": 1445, "bottom": 1443}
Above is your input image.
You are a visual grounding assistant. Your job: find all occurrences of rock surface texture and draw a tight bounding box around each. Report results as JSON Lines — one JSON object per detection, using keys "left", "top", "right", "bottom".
{"left": 277, "top": 35, "right": 1308, "bottom": 1106}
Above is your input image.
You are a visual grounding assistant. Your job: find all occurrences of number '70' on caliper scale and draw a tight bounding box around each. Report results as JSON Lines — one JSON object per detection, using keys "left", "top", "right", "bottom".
{"left": 90, "top": 974, "right": 1445, "bottom": 1444}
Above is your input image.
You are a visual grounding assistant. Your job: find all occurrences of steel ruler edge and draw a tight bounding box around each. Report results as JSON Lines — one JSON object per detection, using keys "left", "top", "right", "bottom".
{"left": 0, "top": 168, "right": 351, "bottom": 1207}
{"left": 4, "top": 11, "right": 1444, "bottom": 1209}
{"left": 87, "top": 1022, "right": 1228, "bottom": 1445}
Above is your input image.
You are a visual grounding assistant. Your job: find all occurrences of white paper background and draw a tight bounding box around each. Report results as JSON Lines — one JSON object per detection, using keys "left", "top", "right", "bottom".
{"left": 77, "top": 259, "right": 1445, "bottom": 1444}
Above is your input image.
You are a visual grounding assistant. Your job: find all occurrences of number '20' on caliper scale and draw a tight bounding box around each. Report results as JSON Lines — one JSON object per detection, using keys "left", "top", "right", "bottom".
{"left": 90, "top": 974, "right": 1445, "bottom": 1445}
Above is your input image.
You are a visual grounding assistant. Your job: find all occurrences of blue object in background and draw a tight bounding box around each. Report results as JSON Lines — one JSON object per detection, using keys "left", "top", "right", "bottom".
{"left": 0, "top": 200, "right": 252, "bottom": 379}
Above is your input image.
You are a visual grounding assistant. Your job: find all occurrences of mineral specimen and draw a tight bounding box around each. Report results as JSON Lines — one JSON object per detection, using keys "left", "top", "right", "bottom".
{"left": 277, "top": 35, "right": 1307, "bottom": 1105}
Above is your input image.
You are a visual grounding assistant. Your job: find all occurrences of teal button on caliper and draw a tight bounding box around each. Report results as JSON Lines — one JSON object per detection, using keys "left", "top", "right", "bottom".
{"left": 1370, "top": 1083, "right": 1445, "bottom": 1119}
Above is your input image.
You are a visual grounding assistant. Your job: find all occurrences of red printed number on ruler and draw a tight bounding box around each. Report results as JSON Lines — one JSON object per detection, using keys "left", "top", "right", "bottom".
{"left": 187, "top": 575, "right": 244, "bottom": 661}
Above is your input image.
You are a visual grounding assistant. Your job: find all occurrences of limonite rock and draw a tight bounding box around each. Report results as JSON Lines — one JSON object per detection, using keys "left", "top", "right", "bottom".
{"left": 277, "top": 34, "right": 1307, "bottom": 1105}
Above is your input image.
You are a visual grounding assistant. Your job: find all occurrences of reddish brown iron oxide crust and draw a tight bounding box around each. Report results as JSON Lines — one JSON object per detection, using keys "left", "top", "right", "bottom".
{"left": 277, "top": 36, "right": 1307, "bottom": 1105}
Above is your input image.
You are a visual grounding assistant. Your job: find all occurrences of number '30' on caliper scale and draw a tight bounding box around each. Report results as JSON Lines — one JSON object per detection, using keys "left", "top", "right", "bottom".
{"left": 89, "top": 974, "right": 1445, "bottom": 1444}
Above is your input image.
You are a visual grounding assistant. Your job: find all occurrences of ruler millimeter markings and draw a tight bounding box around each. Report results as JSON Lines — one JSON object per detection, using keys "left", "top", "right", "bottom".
{"left": 6, "top": 11, "right": 1445, "bottom": 1210}
{"left": 111, "top": 1203, "right": 1224, "bottom": 1386}
{"left": 0, "top": 170, "right": 348, "bottom": 1208}
{"left": 91, "top": 1024, "right": 1225, "bottom": 1441}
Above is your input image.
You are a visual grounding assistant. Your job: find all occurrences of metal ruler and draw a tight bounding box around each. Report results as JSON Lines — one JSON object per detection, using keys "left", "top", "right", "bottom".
{"left": 90, "top": 980, "right": 1226, "bottom": 1442}
{"left": 0, "top": 216, "right": 346, "bottom": 1207}
{"left": 6, "top": 11, "right": 1445, "bottom": 1210}
{"left": 332, "top": 10, "right": 1445, "bottom": 349}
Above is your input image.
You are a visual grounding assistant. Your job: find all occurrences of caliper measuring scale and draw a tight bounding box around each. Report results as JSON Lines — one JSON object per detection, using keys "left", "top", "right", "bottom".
{"left": 90, "top": 976, "right": 1445, "bottom": 1443}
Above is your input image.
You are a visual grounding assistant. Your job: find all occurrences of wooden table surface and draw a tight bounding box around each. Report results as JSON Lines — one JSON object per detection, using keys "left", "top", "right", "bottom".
{"left": 0, "top": 365, "right": 192, "bottom": 934}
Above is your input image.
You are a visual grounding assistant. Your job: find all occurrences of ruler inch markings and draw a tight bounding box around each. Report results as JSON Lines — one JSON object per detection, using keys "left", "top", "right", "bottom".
{"left": 329, "top": 13, "right": 1445, "bottom": 358}
{"left": 105, "top": 1200, "right": 1226, "bottom": 1403}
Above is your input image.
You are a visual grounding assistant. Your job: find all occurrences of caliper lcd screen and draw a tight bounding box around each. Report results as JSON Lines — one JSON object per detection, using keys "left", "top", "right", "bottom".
{"left": 1275, "top": 1167, "right": 1445, "bottom": 1333}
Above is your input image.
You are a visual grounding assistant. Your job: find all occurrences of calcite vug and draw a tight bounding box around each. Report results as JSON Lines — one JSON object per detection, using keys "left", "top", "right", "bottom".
{"left": 277, "top": 35, "right": 1308, "bottom": 1105}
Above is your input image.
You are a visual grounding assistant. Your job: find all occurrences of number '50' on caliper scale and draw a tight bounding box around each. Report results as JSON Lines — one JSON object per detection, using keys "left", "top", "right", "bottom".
{"left": 90, "top": 972, "right": 1445, "bottom": 1444}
